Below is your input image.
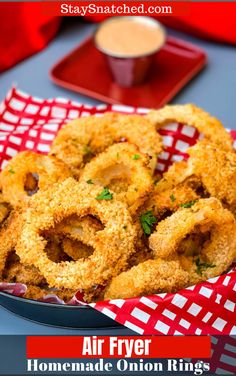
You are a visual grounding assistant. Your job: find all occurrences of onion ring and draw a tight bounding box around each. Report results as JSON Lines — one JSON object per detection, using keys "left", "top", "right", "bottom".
{"left": 0, "top": 193, "right": 11, "bottom": 225}
{"left": 51, "top": 215, "right": 103, "bottom": 246}
{"left": 50, "top": 113, "right": 163, "bottom": 177}
{"left": 16, "top": 178, "right": 136, "bottom": 290}
{"left": 24, "top": 285, "right": 76, "bottom": 302}
{"left": 160, "top": 140, "right": 236, "bottom": 215}
{"left": 0, "top": 212, "right": 23, "bottom": 277}
{"left": 149, "top": 198, "right": 236, "bottom": 282}
{"left": 62, "top": 239, "right": 94, "bottom": 260}
{"left": 147, "top": 104, "right": 233, "bottom": 150}
{"left": 2, "top": 237, "right": 70, "bottom": 285}
{"left": 3, "top": 252, "right": 46, "bottom": 286}
{"left": 44, "top": 239, "right": 70, "bottom": 263}
{"left": 0, "top": 151, "right": 71, "bottom": 207}
{"left": 104, "top": 259, "right": 189, "bottom": 300}
{"left": 186, "top": 140, "right": 236, "bottom": 215}
{"left": 143, "top": 184, "right": 199, "bottom": 224}
{"left": 80, "top": 143, "right": 153, "bottom": 214}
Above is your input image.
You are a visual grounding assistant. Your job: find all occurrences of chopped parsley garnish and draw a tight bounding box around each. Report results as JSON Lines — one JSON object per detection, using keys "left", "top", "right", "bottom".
{"left": 116, "top": 153, "right": 120, "bottom": 159}
{"left": 140, "top": 210, "right": 157, "bottom": 235}
{"left": 96, "top": 188, "right": 113, "bottom": 201}
{"left": 180, "top": 200, "right": 197, "bottom": 208}
{"left": 195, "top": 257, "right": 216, "bottom": 275}
{"left": 86, "top": 179, "right": 94, "bottom": 185}
{"left": 170, "top": 194, "right": 176, "bottom": 202}
{"left": 83, "top": 145, "right": 94, "bottom": 156}
{"left": 8, "top": 168, "right": 15, "bottom": 174}
{"left": 132, "top": 154, "right": 141, "bottom": 160}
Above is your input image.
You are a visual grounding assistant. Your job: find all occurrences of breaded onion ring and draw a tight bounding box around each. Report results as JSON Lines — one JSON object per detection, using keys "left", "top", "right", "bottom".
{"left": 147, "top": 104, "right": 233, "bottom": 151}
{"left": 186, "top": 140, "right": 236, "bottom": 215}
{"left": 24, "top": 285, "right": 76, "bottom": 303}
{"left": 143, "top": 184, "right": 199, "bottom": 223}
{"left": 0, "top": 212, "right": 23, "bottom": 276}
{"left": 0, "top": 193, "right": 11, "bottom": 225}
{"left": 2, "top": 237, "right": 70, "bottom": 285}
{"left": 0, "top": 151, "right": 71, "bottom": 207}
{"left": 162, "top": 140, "right": 236, "bottom": 214}
{"left": 3, "top": 252, "right": 45, "bottom": 286}
{"left": 62, "top": 239, "right": 94, "bottom": 260}
{"left": 80, "top": 143, "right": 153, "bottom": 214}
{"left": 104, "top": 259, "right": 189, "bottom": 300}
{"left": 45, "top": 239, "right": 70, "bottom": 263}
{"left": 16, "top": 178, "right": 136, "bottom": 290}
{"left": 149, "top": 198, "right": 236, "bottom": 282}
{"left": 146, "top": 160, "right": 201, "bottom": 200}
{"left": 52, "top": 215, "right": 103, "bottom": 246}
{"left": 50, "top": 113, "right": 163, "bottom": 177}
{"left": 44, "top": 215, "right": 102, "bottom": 261}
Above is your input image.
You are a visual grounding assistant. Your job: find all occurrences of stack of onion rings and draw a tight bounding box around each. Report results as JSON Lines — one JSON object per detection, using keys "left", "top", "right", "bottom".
{"left": 0, "top": 107, "right": 235, "bottom": 303}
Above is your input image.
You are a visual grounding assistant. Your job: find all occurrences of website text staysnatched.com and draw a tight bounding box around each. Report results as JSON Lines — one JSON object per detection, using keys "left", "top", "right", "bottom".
{"left": 60, "top": 3, "right": 173, "bottom": 15}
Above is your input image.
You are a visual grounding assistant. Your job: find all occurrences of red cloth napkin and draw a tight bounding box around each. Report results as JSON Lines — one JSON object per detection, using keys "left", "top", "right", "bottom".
{"left": 0, "top": 3, "right": 236, "bottom": 73}
{"left": 0, "top": 3, "right": 60, "bottom": 73}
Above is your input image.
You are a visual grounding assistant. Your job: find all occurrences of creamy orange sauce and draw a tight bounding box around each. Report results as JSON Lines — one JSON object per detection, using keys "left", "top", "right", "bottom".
{"left": 95, "top": 18, "right": 165, "bottom": 57}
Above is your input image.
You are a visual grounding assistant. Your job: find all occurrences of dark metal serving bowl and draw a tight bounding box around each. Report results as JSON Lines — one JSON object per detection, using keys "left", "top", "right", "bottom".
{"left": 0, "top": 291, "right": 121, "bottom": 328}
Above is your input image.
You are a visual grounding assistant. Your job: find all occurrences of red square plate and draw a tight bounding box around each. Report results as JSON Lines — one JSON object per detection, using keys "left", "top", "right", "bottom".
{"left": 50, "top": 36, "right": 207, "bottom": 108}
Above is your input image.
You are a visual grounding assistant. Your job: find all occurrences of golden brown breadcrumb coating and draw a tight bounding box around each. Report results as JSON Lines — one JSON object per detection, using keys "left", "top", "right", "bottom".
{"left": 24, "top": 285, "right": 76, "bottom": 303}
{"left": 50, "top": 112, "right": 163, "bottom": 177}
{"left": 62, "top": 239, "right": 94, "bottom": 260}
{"left": 143, "top": 184, "right": 199, "bottom": 222}
{"left": 0, "top": 211, "right": 23, "bottom": 276}
{"left": 104, "top": 259, "right": 189, "bottom": 300}
{"left": 0, "top": 193, "right": 11, "bottom": 225}
{"left": 187, "top": 140, "right": 236, "bottom": 214}
{"left": 149, "top": 198, "right": 236, "bottom": 283}
{"left": 147, "top": 104, "right": 233, "bottom": 151}
{"left": 0, "top": 151, "right": 71, "bottom": 207}
{"left": 16, "top": 178, "right": 136, "bottom": 290}
{"left": 80, "top": 143, "right": 153, "bottom": 214}
{"left": 3, "top": 252, "right": 45, "bottom": 286}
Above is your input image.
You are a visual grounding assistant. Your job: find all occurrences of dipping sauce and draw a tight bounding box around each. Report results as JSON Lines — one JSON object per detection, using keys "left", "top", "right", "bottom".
{"left": 95, "top": 17, "right": 166, "bottom": 58}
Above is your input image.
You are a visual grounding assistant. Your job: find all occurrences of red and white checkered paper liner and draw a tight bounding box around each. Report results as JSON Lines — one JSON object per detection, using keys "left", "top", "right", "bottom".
{"left": 0, "top": 87, "right": 236, "bottom": 340}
